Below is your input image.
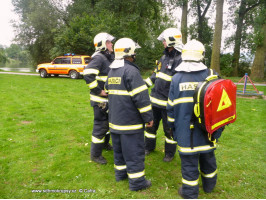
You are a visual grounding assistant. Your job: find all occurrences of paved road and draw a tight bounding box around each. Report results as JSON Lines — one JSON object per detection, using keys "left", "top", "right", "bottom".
{"left": 1, "top": 71, "right": 266, "bottom": 86}
{"left": 0, "top": 71, "right": 69, "bottom": 78}
{"left": 0, "top": 71, "right": 39, "bottom": 76}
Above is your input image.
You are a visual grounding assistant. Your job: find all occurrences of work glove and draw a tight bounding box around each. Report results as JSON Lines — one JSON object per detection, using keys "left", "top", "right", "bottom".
{"left": 98, "top": 102, "right": 109, "bottom": 113}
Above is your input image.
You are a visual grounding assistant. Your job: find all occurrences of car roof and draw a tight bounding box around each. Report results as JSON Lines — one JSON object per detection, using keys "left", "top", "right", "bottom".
{"left": 55, "top": 55, "right": 90, "bottom": 58}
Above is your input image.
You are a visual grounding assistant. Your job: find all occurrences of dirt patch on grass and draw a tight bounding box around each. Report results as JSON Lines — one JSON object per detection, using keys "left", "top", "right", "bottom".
{"left": 237, "top": 95, "right": 265, "bottom": 100}
{"left": 20, "top": 121, "right": 33, "bottom": 125}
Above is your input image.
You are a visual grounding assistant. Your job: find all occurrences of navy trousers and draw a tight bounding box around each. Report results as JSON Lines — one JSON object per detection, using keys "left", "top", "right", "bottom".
{"left": 145, "top": 106, "right": 177, "bottom": 157}
{"left": 111, "top": 132, "right": 147, "bottom": 191}
{"left": 90, "top": 106, "right": 110, "bottom": 157}
{"left": 179, "top": 151, "right": 217, "bottom": 199}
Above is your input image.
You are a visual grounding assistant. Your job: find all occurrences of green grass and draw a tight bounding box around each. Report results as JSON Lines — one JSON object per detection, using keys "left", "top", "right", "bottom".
{"left": 0, "top": 74, "right": 265, "bottom": 199}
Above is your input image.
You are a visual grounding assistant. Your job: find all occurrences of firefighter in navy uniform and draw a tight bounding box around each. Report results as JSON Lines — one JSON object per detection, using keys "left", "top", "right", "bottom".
{"left": 144, "top": 28, "right": 183, "bottom": 162}
{"left": 105, "top": 38, "right": 154, "bottom": 191}
{"left": 83, "top": 32, "right": 115, "bottom": 164}
{"left": 167, "top": 40, "right": 224, "bottom": 199}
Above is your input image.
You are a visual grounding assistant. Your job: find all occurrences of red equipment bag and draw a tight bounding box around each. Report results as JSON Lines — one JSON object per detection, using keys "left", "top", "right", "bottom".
{"left": 193, "top": 70, "right": 237, "bottom": 134}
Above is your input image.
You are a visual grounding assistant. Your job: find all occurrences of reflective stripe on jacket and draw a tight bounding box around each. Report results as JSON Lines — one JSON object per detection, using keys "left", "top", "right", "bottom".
{"left": 84, "top": 51, "right": 114, "bottom": 106}
{"left": 146, "top": 48, "right": 182, "bottom": 109}
{"left": 105, "top": 60, "right": 153, "bottom": 134}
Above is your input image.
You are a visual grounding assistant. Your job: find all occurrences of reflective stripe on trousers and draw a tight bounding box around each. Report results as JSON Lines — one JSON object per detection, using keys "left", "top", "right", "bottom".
{"left": 114, "top": 164, "right": 127, "bottom": 170}
{"left": 128, "top": 170, "right": 145, "bottom": 179}
{"left": 182, "top": 178, "right": 199, "bottom": 186}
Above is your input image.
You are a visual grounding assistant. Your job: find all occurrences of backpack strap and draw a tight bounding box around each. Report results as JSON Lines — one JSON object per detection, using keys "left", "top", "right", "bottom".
{"left": 206, "top": 69, "right": 219, "bottom": 81}
{"left": 189, "top": 115, "right": 196, "bottom": 149}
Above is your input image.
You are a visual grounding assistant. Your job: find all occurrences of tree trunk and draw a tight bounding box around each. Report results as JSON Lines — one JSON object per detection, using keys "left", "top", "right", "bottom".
{"left": 250, "top": 23, "right": 266, "bottom": 80}
{"left": 196, "top": 0, "right": 204, "bottom": 42}
{"left": 196, "top": 0, "right": 212, "bottom": 43}
{"left": 181, "top": 0, "right": 188, "bottom": 44}
{"left": 211, "top": 0, "right": 224, "bottom": 75}
{"left": 231, "top": 0, "right": 246, "bottom": 76}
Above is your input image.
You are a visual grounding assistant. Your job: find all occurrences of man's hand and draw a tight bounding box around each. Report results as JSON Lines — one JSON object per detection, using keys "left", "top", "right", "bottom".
{"left": 99, "top": 90, "right": 108, "bottom": 97}
{"left": 146, "top": 120, "right": 154, "bottom": 128}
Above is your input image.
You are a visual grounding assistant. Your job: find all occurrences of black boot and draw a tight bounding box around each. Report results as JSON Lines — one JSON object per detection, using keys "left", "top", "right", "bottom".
{"left": 130, "top": 180, "right": 152, "bottom": 191}
{"left": 90, "top": 142, "right": 106, "bottom": 164}
{"left": 163, "top": 155, "right": 174, "bottom": 162}
{"left": 103, "top": 134, "right": 113, "bottom": 150}
{"left": 91, "top": 155, "right": 107, "bottom": 165}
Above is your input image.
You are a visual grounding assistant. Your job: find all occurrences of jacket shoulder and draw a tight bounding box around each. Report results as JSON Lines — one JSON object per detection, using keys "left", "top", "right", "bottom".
{"left": 124, "top": 62, "right": 140, "bottom": 74}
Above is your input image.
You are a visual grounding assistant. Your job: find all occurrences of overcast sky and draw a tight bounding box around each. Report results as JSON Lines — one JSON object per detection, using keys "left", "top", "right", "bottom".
{"left": 0, "top": 0, "right": 18, "bottom": 47}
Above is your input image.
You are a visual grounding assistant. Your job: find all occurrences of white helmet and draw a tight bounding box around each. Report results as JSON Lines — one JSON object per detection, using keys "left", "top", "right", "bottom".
{"left": 182, "top": 39, "right": 205, "bottom": 62}
{"left": 157, "top": 28, "right": 183, "bottom": 51}
{"left": 114, "top": 38, "right": 141, "bottom": 59}
{"left": 94, "top": 32, "right": 115, "bottom": 51}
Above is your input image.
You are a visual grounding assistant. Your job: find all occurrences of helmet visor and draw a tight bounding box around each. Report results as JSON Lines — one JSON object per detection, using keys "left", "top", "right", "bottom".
{"left": 106, "top": 34, "right": 115, "bottom": 42}
{"left": 135, "top": 42, "right": 141, "bottom": 49}
{"left": 157, "top": 31, "right": 165, "bottom": 41}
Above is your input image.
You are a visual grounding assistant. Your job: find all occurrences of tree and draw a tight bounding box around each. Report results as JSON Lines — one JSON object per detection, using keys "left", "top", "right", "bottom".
{"left": 5, "top": 44, "right": 31, "bottom": 66}
{"left": 250, "top": 5, "right": 266, "bottom": 80}
{"left": 53, "top": 0, "right": 170, "bottom": 69}
{"left": 230, "top": 0, "right": 262, "bottom": 76}
{"left": 181, "top": 0, "right": 188, "bottom": 44}
{"left": 188, "top": 0, "right": 214, "bottom": 67}
{"left": 210, "top": 0, "right": 224, "bottom": 74}
{"left": 192, "top": 0, "right": 212, "bottom": 43}
{"left": 13, "top": 0, "right": 170, "bottom": 70}
{"left": 0, "top": 48, "right": 8, "bottom": 66}
{"left": 12, "top": 0, "right": 67, "bottom": 65}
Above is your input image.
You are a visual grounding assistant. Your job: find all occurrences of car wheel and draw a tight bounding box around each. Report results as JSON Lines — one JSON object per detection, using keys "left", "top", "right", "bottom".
{"left": 69, "top": 70, "right": 79, "bottom": 79}
{"left": 40, "top": 69, "right": 48, "bottom": 78}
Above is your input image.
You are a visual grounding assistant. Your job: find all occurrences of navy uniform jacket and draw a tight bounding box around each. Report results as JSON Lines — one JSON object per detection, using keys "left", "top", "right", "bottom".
{"left": 105, "top": 60, "right": 153, "bottom": 134}
{"left": 145, "top": 48, "right": 182, "bottom": 109}
{"left": 167, "top": 63, "right": 223, "bottom": 155}
{"left": 84, "top": 51, "right": 114, "bottom": 107}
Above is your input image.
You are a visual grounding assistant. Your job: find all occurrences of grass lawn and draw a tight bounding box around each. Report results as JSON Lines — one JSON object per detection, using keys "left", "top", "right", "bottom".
{"left": 0, "top": 74, "right": 265, "bottom": 199}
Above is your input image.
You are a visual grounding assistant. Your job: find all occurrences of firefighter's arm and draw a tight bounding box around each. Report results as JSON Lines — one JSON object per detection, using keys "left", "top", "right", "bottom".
{"left": 144, "top": 59, "right": 161, "bottom": 87}
{"left": 166, "top": 80, "right": 175, "bottom": 128}
{"left": 145, "top": 70, "right": 156, "bottom": 88}
{"left": 83, "top": 57, "right": 102, "bottom": 95}
{"left": 127, "top": 68, "right": 153, "bottom": 123}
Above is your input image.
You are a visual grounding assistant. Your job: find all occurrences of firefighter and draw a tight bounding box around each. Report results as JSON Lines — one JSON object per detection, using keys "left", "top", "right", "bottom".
{"left": 167, "top": 40, "right": 224, "bottom": 199}
{"left": 144, "top": 28, "right": 183, "bottom": 162}
{"left": 105, "top": 38, "right": 154, "bottom": 191}
{"left": 83, "top": 32, "right": 115, "bottom": 164}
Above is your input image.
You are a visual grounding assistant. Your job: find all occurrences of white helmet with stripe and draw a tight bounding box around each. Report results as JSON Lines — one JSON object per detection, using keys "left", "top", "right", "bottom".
{"left": 114, "top": 38, "right": 141, "bottom": 59}
{"left": 182, "top": 39, "right": 205, "bottom": 62}
{"left": 110, "top": 38, "right": 141, "bottom": 69}
{"left": 157, "top": 28, "right": 183, "bottom": 52}
{"left": 94, "top": 32, "right": 115, "bottom": 51}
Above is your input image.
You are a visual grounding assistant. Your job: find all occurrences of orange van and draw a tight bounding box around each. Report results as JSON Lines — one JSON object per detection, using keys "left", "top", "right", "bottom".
{"left": 36, "top": 53, "right": 91, "bottom": 79}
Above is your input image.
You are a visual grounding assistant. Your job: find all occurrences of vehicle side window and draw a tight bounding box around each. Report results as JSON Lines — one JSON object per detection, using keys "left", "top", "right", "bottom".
{"left": 62, "top": 58, "right": 71, "bottom": 64}
{"left": 72, "top": 58, "right": 82, "bottom": 64}
{"left": 53, "top": 58, "right": 62, "bottom": 64}
{"left": 84, "top": 57, "right": 91, "bottom": 64}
